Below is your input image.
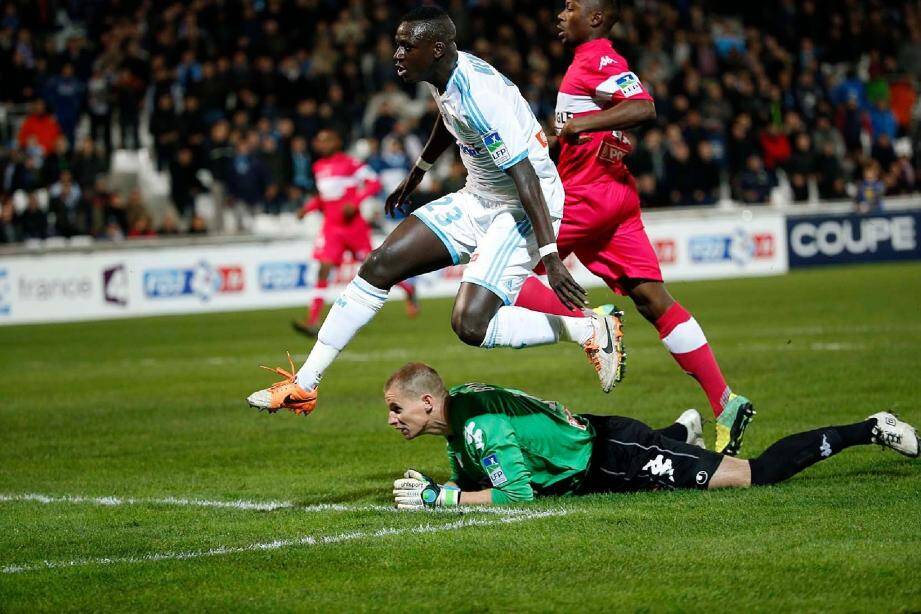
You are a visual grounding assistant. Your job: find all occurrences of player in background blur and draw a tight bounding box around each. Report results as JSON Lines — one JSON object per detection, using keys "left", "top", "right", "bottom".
{"left": 292, "top": 128, "right": 418, "bottom": 337}
{"left": 513, "top": 0, "right": 754, "bottom": 455}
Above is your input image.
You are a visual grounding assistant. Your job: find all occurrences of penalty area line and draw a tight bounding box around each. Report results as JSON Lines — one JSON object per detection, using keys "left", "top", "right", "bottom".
{"left": 2, "top": 509, "right": 568, "bottom": 575}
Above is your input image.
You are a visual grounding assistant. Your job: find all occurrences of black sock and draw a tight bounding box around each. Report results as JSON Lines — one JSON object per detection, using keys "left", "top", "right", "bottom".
{"left": 656, "top": 423, "right": 688, "bottom": 442}
{"left": 749, "top": 419, "right": 875, "bottom": 485}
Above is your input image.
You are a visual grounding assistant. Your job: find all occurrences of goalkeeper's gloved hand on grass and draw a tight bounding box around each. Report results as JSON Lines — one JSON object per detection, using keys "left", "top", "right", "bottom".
{"left": 392, "top": 469, "right": 460, "bottom": 510}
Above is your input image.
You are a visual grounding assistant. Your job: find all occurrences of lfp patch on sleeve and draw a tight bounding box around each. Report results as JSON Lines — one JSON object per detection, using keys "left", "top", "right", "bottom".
{"left": 613, "top": 72, "right": 643, "bottom": 97}
{"left": 483, "top": 130, "right": 511, "bottom": 166}
{"left": 481, "top": 453, "right": 508, "bottom": 487}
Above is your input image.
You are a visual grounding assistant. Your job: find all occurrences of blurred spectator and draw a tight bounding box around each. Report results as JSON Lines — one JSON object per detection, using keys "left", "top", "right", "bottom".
{"left": 49, "top": 170, "right": 84, "bottom": 237}
{"left": 368, "top": 137, "right": 411, "bottom": 196}
{"left": 44, "top": 62, "right": 84, "bottom": 145}
{"left": 149, "top": 94, "right": 180, "bottom": 172}
{"left": 759, "top": 123, "right": 792, "bottom": 173}
{"left": 226, "top": 138, "right": 269, "bottom": 213}
{"left": 17, "top": 99, "right": 60, "bottom": 154}
{"left": 688, "top": 141, "right": 721, "bottom": 205}
{"left": 42, "top": 135, "right": 72, "bottom": 185}
{"left": 18, "top": 192, "right": 47, "bottom": 239}
{"left": 871, "top": 134, "right": 896, "bottom": 170}
{"left": 114, "top": 67, "right": 143, "bottom": 150}
{"left": 855, "top": 161, "right": 885, "bottom": 212}
{"left": 288, "top": 135, "right": 315, "bottom": 203}
{"left": 787, "top": 133, "right": 817, "bottom": 202}
{"left": 663, "top": 141, "right": 695, "bottom": 206}
{"left": 169, "top": 147, "right": 204, "bottom": 219}
{"left": 86, "top": 67, "right": 112, "bottom": 155}
{"left": 158, "top": 212, "right": 180, "bottom": 236}
{"left": 189, "top": 214, "right": 208, "bottom": 235}
{"left": 736, "top": 155, "right": 775, "bottom": 204}
{"left": 128, "top": 214, "right": 157, "bottom": 239}
{"left": 0, "top": 194, "right": 18, "bottom": 243}
{"left": 71, "top": 137, "right": 108, "bottom": 189}
{"left": 836, "top": 96, "right": 866, "bottom": 155}
{"left": 887, "top": 152, "right": 916, "bottom": 195}
{"left": 816, "top": 141, "right": 848, "bottom": 200}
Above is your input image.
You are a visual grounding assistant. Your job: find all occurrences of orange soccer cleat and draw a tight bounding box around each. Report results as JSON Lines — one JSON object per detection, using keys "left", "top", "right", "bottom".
{"left": 246, "top": 351, "right": 318, "bottom": 416}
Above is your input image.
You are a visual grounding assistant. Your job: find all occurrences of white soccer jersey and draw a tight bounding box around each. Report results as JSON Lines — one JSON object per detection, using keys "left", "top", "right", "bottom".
{"left": 426, "top": 52, "right": 562, "bottom": 213}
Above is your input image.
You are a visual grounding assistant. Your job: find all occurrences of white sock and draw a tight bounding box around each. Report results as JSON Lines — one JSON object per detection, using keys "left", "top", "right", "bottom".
{"left": 296, "top": 276, "right": 388, "bottom": 390}
{"left": 660, "top": 317, "right": 707, "bottom": 354}
{"left": 480, "top": 307, "right": 593, "bottom": 349}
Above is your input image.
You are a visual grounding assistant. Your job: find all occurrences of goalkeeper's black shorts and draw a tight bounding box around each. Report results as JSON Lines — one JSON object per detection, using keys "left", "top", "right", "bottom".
{"left": 578, "top": 414, "right": 724, "bottom": 493}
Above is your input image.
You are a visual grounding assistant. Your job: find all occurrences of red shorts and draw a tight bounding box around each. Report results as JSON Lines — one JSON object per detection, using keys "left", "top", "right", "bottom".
{"left": 557, "top": 179, "right": 662, "bottom": 295}
{"left": 312, "top": 225, "right": 372, "bottom": 266}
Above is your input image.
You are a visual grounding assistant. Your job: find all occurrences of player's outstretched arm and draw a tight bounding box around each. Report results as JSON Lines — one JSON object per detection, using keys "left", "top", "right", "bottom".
{"left": 393, "top": 469, "right": 495, "bottom": 508}
{"left": 384, "top": 119, "right": 455, "bottom": 216}
{"left": 559, "top": 99, "right": 656, "bottom": 144}
{"left": 506, "top": 158, "right": 587, "bottom": 309}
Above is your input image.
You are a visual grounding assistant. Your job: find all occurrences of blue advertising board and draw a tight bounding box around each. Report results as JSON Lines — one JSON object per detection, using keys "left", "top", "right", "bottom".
{"left": 787, "top": 210, "right": 921, "bottom": 267}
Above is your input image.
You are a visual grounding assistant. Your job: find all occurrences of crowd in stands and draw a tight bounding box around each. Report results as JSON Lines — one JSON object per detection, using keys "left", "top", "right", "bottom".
{"left": 0, "top": 0, "right": 919, "bottom": 244}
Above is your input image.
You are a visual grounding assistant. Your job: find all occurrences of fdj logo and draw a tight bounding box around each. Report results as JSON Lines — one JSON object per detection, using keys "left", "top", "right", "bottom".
{"left": 144, "top": 261, "right": 244, "bottom": 301}
{"left": 0, "top": 269, "right": 10, "bottom": 315}
{"left": 689, "top": 228, "right": 774, "bottom": 265}
{"left": 259, "top": 262, "right": 310, "bottom": 291}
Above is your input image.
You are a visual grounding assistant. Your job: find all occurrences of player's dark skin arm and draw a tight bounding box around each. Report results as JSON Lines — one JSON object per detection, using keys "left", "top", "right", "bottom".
{"left": 385, "top": 119, "right": 455, "bottom": 216}
{"left": 505, "top": 158, "right": 587, "bottom": 309}
{"left": 558, "top": 99, "right": 656, "bottom": 144}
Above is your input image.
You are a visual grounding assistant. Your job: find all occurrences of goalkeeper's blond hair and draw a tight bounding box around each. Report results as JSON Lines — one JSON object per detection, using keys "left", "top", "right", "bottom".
{"left": 385, "top": 363, "right": 447, "bottom": 398}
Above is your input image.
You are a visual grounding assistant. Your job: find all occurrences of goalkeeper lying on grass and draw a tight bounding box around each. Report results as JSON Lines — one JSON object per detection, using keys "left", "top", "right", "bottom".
{"left": 385, "top": 363, "right": 919, "bottom": 509}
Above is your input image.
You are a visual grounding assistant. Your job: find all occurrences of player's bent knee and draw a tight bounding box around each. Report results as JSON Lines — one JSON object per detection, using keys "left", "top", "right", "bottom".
{"left": 451, "top": 312, "right": 489, "bottom": 346}
{"left": 358, "top": 248, "right": 397, "bottom": 289}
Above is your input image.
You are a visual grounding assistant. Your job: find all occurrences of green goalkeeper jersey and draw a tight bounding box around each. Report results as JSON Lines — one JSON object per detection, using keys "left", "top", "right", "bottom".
{"left": 444, "top": 383, "right": 595, "bottom": 504}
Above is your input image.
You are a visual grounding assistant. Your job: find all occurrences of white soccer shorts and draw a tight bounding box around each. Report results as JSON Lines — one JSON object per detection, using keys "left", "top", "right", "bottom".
{"left": 413, "top": 186, "right": 563, "bottom": 305}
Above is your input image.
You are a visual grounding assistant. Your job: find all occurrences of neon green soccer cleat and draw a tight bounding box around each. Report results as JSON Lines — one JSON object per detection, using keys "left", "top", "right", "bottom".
{"left": 715, "top": 394, "right": 756, "bottom": 456}
{"left": 591, "top": 304, "right": 619, "bottom": 317}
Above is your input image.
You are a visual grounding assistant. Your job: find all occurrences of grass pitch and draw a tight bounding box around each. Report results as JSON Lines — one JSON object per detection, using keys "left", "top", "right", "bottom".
{"left": 1, "top": 262, "right": 920, "bottom": 612}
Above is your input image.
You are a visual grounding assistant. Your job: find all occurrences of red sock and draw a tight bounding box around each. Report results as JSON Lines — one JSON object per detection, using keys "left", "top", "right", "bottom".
{"left": 309, "top": 278, "right": 329, "bottom": 325}
{"left": 654, "top": 302, "right": 730, "bottom": 417}
{"left": 514, "top": 275, "right": 585, "bottom": 317}
{"left": 396, "top": 280, "right": 415, "bottom": 300}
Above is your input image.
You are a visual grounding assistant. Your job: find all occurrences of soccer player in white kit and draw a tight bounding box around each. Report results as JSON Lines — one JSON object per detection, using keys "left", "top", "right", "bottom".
{"left": 247, "top": 5, "right": 625, "bottom": 416}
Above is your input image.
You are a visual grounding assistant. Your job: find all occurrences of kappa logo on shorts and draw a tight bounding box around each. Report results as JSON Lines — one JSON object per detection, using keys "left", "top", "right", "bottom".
{"left": 643, "top": 454, "right": 675, "bottom": 482}
{"left": 695, "top": 470, "right": 709, "bottom": 485}
{"left": 820, "top": 434, "right": 833, "bottom": 457}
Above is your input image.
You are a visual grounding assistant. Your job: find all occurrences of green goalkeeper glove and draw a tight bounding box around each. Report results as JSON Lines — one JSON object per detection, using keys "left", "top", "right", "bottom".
{"left": 392, "top": 469, "right": 460, "bottom": 510}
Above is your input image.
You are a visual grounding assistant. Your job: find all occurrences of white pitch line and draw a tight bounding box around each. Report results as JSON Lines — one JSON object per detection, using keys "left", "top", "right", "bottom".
{"left": 0, "top": 492, "right": 533, "bottom": 516}
{"left": 2, "top": 509, "right": 567, "bottom": 575}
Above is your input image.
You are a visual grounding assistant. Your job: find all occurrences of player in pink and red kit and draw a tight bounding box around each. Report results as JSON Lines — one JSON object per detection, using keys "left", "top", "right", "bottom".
{"left": 293, "top": 129, "right": 417, "bottom": 336}
{"left": 514, "top": 0, "right": 754, "bottom": 454}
